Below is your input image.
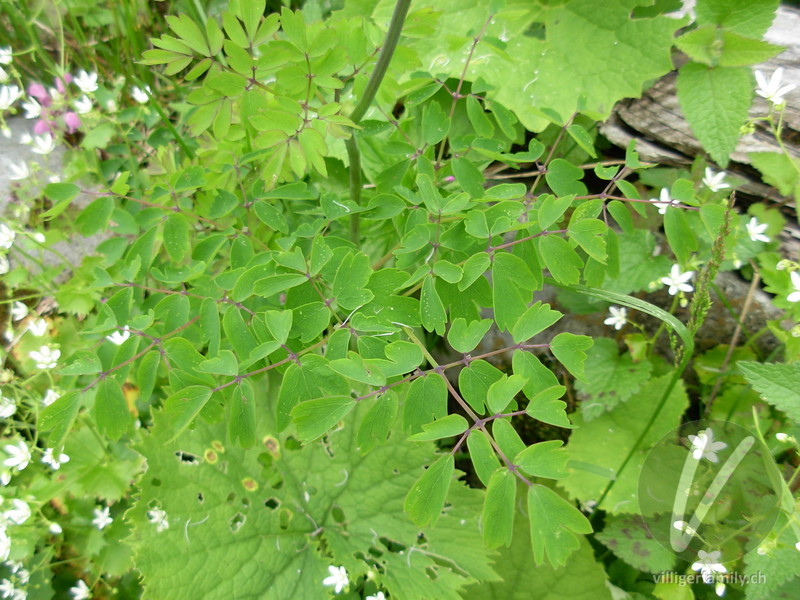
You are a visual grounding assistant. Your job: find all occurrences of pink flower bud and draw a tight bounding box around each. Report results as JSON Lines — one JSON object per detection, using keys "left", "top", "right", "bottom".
{"left": 64, "top": 111, "right": 81, "bottom": 133}
{"left": 29, "top": 83, "right": 49, "bottom": 102}
{"left": 33, "top": 119, "right": 53, "bottom": 135}
{"left": 55, "top": 74, "right": 73, "bottom": 93}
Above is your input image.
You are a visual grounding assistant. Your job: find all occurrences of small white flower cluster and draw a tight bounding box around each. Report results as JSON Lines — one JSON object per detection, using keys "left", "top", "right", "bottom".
{"left": 755, "top": 68, "right": 796, "bottom": 108}
{"left": 146, "top": 507, "right": 169, "bottom": 532}
{"left": 691, "top": 549, "right": 727, "bottom": 596}
{"left": 0, "top": 560, "right": 29, "bottom": 600}
{"left": 69, "top": 579, "right": 91, "bottom": 600}
{"left": 603, "top": 306, "right": 627, "bottom": 331}
{"left": 91, "top": 506, "right": 113, "bottom": 530}
{"left": 688, "top": 429, "right": 727, "bottom": 463}
{"left": 661, "top": 264, "right": 694, "bottom": 296}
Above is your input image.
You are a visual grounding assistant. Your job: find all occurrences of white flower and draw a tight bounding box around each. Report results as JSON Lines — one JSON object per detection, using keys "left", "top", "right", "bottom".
{"left": 0, "top": 127, "right": 9, "bottom": 139}
{"left": 48, "top": 174, "right": 60, "bottom": 184}
{"left": 31, "top": 232, "right": 45, "bottom": 244}
{"left": 702, "top": 168, "right": 730, "bottom": 192}
{"left": 0, "top": 255, "right": 8, "bottom": 276}
{"left": 27, "top": 318, "right": 47, "bottom": 337}
{"left": 691, "top": 549, "right": 727, "bottom": 584}
{"left": 661, "top": 264, "right": 694, "bottom": 295}
{"left": 29, "top": 345, "right": 60, "bottom": 369}
{"left": 0, "top": 579, "right": 17, "bottom": 599}
{"left": 74, "top": 70, "right": 98, "bottom": 93}
{"left": 0, "top": 67, "right": 7, "bottom": 84}
{"left": 795, "top": 541, "right": 800, "bottom": 552}
{"left": 776, "top": 432, "right": 790, "bottom": 442}
{"left": 715, "top": 581, "right": 726, "bottom": 597}
{"left": 652, "top": 188, "right": 678, "bottom": 214}
{"left": 366, "top": 593, "right": 386, "bottom": 600}
{"left": 42, "top": 389, "right": 60, "bottom": 407}
{"left": 0, "top": 85, "right": 21, "bottom": 110}
{"left": 146, "top": 508, "right": 169, "bottom": 532}
{"left": 105, "top": 99, "right": 117, "bottom": 112}
{"left": 777, "top": 260, "right": 792, "bottom": 271}
{"left": 0, "top": 48, "right": 12, "bottom": 65}
{"left": 21, "top": 98, "right": 40, "bottom": 119}
{"left": 30, "top": 134, "right": 55, "bottom": 155}
{"left": 755, "top": 68, "right": 796, "bottom": 107}
{"left": 788, "top": 271, "right": 800, "bottom": 303}
{"left": 69, "top": 580, "right": 91, "bottom": 600}
{"left": 49, "top": 522, "right": 62, "bottom": 534}
{"left": 322, "top": 565, "right": 348, "bottom": 594}
{"left": 0, "top": 471, "right": 9, "bottom": 487}
{"left": 745, "top": 217, "right": 770, "bottom": 243}
{"left": 106, "top": 326, "right": 131, "bottom": 346}
{"left": 73, "top": 95, "right": 92, "bottom": 115}
{"left": 42, "top": 448, "right": 69, "bottom": 470}
{"left": 603, "top": 306, "right": 627, "bottom": 330}
{"left": 10, "top": 302, "right": 27, "bottom": 321}
{"left": 0, "top": 529, "right": 9, "bottom": 561}
{"left": 7, "top": 161, "right": 29, "bottom": 181}
{"left": 0, "top": 224, "right": 14, "bottom": 249}
{"left": 92, "top": 506, "right": 113, "bottom": 530}
{"left": 2, "top": 441, "right": 31, "bottom": 471}
{"left": 18, "top": 133, "right": 30, "bottom": 145}
{"left": 688, "top": 429, "right": 727, "bottom": 463}
{"left": 2, "top": 499, "right": 31, "bottom": 525}
{"left": 130, "top": 85, "right": 150, "bottom": 104}
{"left": 0, "top": 395, "right": 14, "bottom": 419}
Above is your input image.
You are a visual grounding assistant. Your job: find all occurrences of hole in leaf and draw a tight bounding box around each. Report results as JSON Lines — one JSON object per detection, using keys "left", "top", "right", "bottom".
{"left": 367, "top": 546, "right": 384, "bottom": 559}
{"left": 241, "top": 498, "right": 250, "bottom": 509}
{"left": 417, "top": 532, "right": 428, "bottom": 546}
{"left": 284, "top": 436, "right": 301, "bottom": 451}
{"left": 264, "top": 498, "right": 280, "bottom": 510}
{"left": 197, "top": 493, "right": 204, "bottom": 504}
{"left": 151, "top": 478, "right": 161, "bottom": 487}
{"left": 379, "top": 536, "right": 406, "bottom": 554}
{"left": 175, "top": 451, "right": 201, "bottom": 465}
{"left": 229, "top": 512, "right": 245, "bottom": 533}
{"left": 392, "top": 469, "right": 399, "bottom": 475}
{"left": 331, "top": 505, "right": 346, "bottom": 524}
{"left": 257, "top": 452, "right": 273, "bottom": 468}
{"left": 226, "top": 492, "right": 236, "bottom": 505}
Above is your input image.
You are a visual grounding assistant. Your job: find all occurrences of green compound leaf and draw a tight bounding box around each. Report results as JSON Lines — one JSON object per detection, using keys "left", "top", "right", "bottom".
{"left": 404, "top": 374, "right": 448, "bottom": 435}
{"left": 448, "top": 318, "right": 494, "bottom": 353}
{"left": 94, "top": 378, "right": 133, "bottom": 441}
{"left": 568, "top": 218, "right": 608, "bottom": 264}
{"left": 404, "top": 454, "right": 455, "bottom": 528}
{"left": 512, "top": 301, "right": 563, "bottom": 344}
{"left": 131, "top": 409, "right": 497, "bottom": 600}
{"left": 421, "top": 275, "right": 447, "bottom": 335}
{"left": 676, "top": 62, "right": 752, "bottom": 166}
{"left": 467, "top": 430, "right": 501, "bottom": 487}
{"left": 486, "top": 374, "right": 527, "bottom": 414}
{"left": 739, "top": 361, "right": 800, "bottom": 422}
{"left": 38, "top": 391, "right": 82, "bottom": 450}
{"left": 227, "top": 379, "right": 257, "bottom": 448}
{"left": 291, "top": 396, "right": 356, "bottom": 442}
{"left": 514, "top": 440, "right": 569, "bottom": 480}
{"left": 527, "top": 485, "right": 592, "bottom": 567}
{"left": 408, "top": 413, "right": 469, "bottom": 442}
{"left": 550, "top": 332, "right": 593, "bottom": 382}
{"left": 162, "top": 213, "right": 191, "bottom": 263}
{"left": 356, "top": 391, "right": 399, "bottom": 454}
{"left": 459, "top": 359, "right": 504, "bottom": 415}
{"left": 155, "top": 386, "right": 213, "bottom": 443}
{"left": 482, "top": 469, "right": 517, "bottom": 549}
{"left": 539, "top": 235, "right": 583, "bottom": 285}
{"left": 492, "top": 252, "right": 539, "bottom": 332}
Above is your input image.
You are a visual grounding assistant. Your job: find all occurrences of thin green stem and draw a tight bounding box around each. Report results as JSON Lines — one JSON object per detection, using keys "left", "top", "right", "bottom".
{"left": 346, "top": 0, "right": 412, "bottom": 244}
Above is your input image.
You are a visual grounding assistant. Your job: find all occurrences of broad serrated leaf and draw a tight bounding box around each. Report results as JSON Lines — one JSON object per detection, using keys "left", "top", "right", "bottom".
{"left": 676, "top": 62, "right": 752, "bottom": 166}
{"left": 738, "top": 361, "right": 800, "bottom": 421}
{"left": 596, "top": 514, "right": 676, "bottom": 573}
{"left": 527, "top": 485, "right": 592, "bottom": 567}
